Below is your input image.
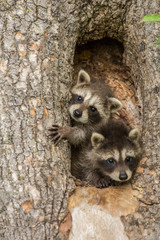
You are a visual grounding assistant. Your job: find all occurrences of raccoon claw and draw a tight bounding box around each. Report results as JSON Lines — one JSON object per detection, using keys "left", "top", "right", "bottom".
{"left": 48, "top": 125, "right": 70, "bottom": 145}
{"left": 93, "top": 177, "right": 110, "bottom": 188}
{"left": 50, "top": 135, "right": 61, "bottom": 145}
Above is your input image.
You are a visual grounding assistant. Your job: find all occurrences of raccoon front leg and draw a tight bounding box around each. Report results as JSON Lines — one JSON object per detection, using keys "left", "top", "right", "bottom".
{"left": 48, "top": 125, "right": 86, "bottom": 145}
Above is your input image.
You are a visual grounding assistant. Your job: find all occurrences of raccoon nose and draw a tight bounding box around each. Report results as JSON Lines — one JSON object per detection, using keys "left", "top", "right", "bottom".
{"left": 119, "top": 171, "right": 128, "bottom": 181}
{"left": 73, "top": 109, "right": 82, "bottom": 118}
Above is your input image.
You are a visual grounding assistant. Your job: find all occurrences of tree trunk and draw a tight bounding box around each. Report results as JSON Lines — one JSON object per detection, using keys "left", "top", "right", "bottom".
{"left": 0, "top": 1, "right": 159, "bottom": 240}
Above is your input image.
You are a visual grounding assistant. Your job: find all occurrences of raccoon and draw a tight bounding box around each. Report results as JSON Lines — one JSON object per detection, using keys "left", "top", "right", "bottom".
{"left": 49, "top": 70, "right": 122, "bottom": 146}
{"left": 72, "top": 119, "right": 142, "bottom": 188}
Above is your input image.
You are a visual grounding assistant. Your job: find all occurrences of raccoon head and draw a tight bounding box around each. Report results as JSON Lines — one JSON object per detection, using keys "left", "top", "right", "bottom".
{"left": 69, "top": 70, "right": 122, "bottom": 124}
{"left": 90, "top": 128, "right": 141, "bottom": 182}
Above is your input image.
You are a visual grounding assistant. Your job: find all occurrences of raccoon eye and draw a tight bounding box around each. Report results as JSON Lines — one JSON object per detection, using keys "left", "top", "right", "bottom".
{"left": 90, "top": 106, "right": 97, "bottom": 112}
{"left": 125, "top": 156, "right": 134, "bottom": 162}
{"left": 106, "top": 158, "right": 115, "bottom": 164}
{"left": 77, "top": 96, "right": 83, "bottom": 102}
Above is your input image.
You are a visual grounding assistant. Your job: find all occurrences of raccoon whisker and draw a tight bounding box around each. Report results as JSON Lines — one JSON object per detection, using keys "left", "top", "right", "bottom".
{"left": 89, "top": 119, "right": 95, "bottom": 124}
{"left": 88, "top": 118, "right": 93, "bottom": 124}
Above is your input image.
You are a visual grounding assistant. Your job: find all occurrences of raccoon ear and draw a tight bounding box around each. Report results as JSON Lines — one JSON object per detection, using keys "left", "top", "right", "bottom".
{"left": 77, "top": 70, "right": 91, "bottom": 84}
{"left": 128, "top": 128, "right": 139, "bottom": 142}
{"left": 108, "top": 97, "right": 122, "bottom": 113}
{"left": 91, "top": 132, "right": 105, "bottom": 148}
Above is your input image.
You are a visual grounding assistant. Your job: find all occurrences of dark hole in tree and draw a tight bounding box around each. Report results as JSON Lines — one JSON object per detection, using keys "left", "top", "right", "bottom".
{"left": 73, "top": 38, "right": 141, "bottom": 128}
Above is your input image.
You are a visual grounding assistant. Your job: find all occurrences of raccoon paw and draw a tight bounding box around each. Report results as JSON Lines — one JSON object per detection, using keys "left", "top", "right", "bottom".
{"left": 48, "top": 125, "right": 70, "bottom": 145}
{"left": 93, "top": 177, "right": 110, "bottom": 188}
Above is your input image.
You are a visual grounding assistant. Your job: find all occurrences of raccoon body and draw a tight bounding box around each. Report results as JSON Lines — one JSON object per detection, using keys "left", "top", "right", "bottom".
{"left": 72, "top": 119, "right": 142, "bottom": 188}
{"left": 49, "top": 70, "right": 122, "bottom": 146}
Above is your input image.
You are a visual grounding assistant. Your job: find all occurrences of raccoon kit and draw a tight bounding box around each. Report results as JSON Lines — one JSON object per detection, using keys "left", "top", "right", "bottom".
{"left": 49, "top": 70, "right": 122, "bottom": 146}
{"left": 72, "top": 119, "right": 142, "bottom": 188}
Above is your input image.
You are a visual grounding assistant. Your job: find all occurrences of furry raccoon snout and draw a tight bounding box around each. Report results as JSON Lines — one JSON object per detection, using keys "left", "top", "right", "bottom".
{"left": 73, "top": 109, "right": 82, "bottom": 118}
{"left": 119, "top": 171, "right": 128, "bottom": 181}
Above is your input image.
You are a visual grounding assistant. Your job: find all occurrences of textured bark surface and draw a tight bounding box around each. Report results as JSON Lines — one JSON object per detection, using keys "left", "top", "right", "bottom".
{"left": 0, "top": 1, "right": 76, "bottom": 239}
{"left": 0, "top": 0, "right": 159, "bottom": 239}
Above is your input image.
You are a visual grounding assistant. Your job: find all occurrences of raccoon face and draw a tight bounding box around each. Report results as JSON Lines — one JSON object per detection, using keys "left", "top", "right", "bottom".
{"left": 69, "top": 70, "right": 122, "bottom": 124}
{"left": 69, "top": 92, "right": 105, "bottom": 124}
{"left": 90, "top": 129, "right": 141, "bottom": 182}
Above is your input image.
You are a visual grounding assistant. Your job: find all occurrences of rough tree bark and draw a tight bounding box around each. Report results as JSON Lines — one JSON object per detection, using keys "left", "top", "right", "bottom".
{"left": 0, "top": 0, "right": 159, "bottom": 240}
